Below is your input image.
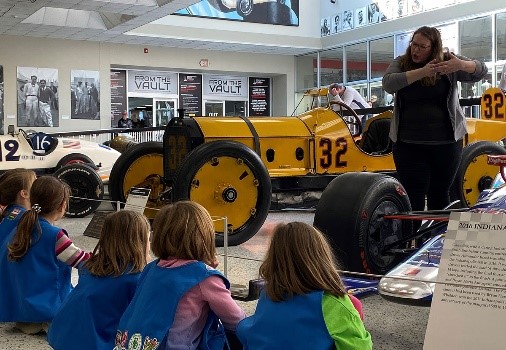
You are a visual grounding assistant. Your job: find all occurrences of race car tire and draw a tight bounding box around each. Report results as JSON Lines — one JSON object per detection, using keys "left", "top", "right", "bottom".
{"left": 451, "top": 141, "right": 506, "bottom": 207}
{"left": 54, "top": 163, "right": 104, "bottom": 218}
{"left": 237, "top": 0, "right": 253, "bottom": 17}
{"left": 108, "top": 142, "right": 164, "bottom": 217}
{"left": 55, "top": 153, "right": 97, "bottom": 170}
{"left": 314, "top": 172, "right": 412, "bottom": 275}
{"left": 173, "top": 140, "right": 271, "bottom": 247}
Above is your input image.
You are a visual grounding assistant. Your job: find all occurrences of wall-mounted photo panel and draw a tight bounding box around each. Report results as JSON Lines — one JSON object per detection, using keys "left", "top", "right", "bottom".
{"left": 409, "top": 0, "right": 423, "bottom": 15}
{"left": 0, "top": 65, "right": 3, "bottom": 134}
{"left": 321, "top": 17, "right": 331, "bottom": 36}
{"left": 355, "top": 7, "right": 367, "bottom": 27}
{"left": 342, "top": 10, "right": 354, "bottom": 31}
{"left": 332, "top": 13, "right": 341, "bottom": 34}
{"left": 71, "top": 70, "right": 100, "bottom": 120}
{"left": 17, "top": 66, "right": 59, "bottom": 127}
{"left": 369, "top": 2, "right": 385, "bottom": 24}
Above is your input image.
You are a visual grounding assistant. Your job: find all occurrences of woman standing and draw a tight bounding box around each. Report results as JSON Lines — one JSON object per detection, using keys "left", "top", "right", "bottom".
{"left": 382, "top": 26, "right": 487, "bottom": 215}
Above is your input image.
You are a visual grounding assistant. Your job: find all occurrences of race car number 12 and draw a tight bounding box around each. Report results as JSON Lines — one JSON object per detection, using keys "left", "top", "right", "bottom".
{"left": 0, "top": 140, "right": 20, "bottom": 161}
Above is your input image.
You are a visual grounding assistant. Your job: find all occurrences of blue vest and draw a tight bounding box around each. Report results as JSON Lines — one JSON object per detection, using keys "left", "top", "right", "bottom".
{"left": 115, "top": 260, "right": 229, "bottom": 350}
{"left": 0, "top": 218, "right": 72, "bottom": 322}
{"left": 0, "top": 204, "right": 26, "bottom": 246}
{"left": 237, "top": 291, "right": 334, "bottom": 350}
{"left": 47, "top": 266, "right": 141, "bottom": 350}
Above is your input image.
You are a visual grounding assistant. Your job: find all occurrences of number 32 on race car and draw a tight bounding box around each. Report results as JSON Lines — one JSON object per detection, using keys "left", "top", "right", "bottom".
{"left": 319, "top": 137, "right": 347, "bottom": 169}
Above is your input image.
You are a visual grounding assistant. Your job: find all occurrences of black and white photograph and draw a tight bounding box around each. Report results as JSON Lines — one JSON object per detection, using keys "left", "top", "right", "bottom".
{"left": 342, "top": 10, "right": 354, "bottom": 31}
{"left": 321, "top": 17, "right": 331, "bottom": 37}
{"left": 17, "top": 66, "right": 59, "bottom": 128}
{"left": 0, "top": 65, "right": 3, "bottom": 134}
{"left": 396, "top": 0, "right": 408, "bottom": 17}
{"left": 71, "top": 70, "right": 100, "bottom": 120}
{"left": 369, "top": 2, "right": 385, "bottom": 24}
{"left": 355, "top": 7, "right": 367, "bottom": 27}
{"left": 409, "top": 0, "right": 423, "bottom": 14}
{"left": 332, "top": 13, "right": 341, "bottom": 34}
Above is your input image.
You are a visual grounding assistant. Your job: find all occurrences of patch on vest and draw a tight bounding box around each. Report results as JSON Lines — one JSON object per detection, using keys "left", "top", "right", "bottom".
{"left": 7, "top": 208, "right": 21, "bottom": 220}
{"left": 114, "top": 330, "right": 160, "bottom": 350}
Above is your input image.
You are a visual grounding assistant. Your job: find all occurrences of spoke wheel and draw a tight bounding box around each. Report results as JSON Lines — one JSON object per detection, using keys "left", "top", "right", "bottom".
{"left": 108, "top": 142, "right": 166, "bottom": 218}
{"left": 451, "top": 141, "right": 506, "bottom": 207}
{"left": 173, "top": 141, "right": 271, "bottom": 246}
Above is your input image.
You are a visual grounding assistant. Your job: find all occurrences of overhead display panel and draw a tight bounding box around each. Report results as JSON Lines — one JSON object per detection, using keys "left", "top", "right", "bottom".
{"left": 174, "top": 0, "right": 299, "bottom": 26}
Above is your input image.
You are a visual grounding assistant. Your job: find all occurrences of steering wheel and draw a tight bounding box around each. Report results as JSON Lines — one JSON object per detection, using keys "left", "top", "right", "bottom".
{"left": 328, "top": 101, "right": 363, "bottom": 137}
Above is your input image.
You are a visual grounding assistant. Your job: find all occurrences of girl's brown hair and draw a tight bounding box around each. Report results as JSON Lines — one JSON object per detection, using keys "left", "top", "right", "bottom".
{"left": 85, "top": 210, "right": 151, "bottom": 277}
{"left": 8, "top": 176, "right": 70, "bottom": 261}
{"left": 151, "top": 201, "right": 216, "bottom": 266}
{"left": 399, "top": 26, "right": 445, "bottom": 86}
{"left": 259, "top": 222, "right": 347, "bottom": 302}
{"left": 0, "top": 169, "right": 36, "bottom": 219}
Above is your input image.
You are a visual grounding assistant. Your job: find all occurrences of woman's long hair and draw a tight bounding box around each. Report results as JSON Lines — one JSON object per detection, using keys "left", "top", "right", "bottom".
{"left": 399, "top": 26, "right": 445, "bottom": 86}
{"left": 8, "top": 176, "right": 69, "bottom": 261}
{"left": 0, "top": 169, "right": 36, "bottom": 220}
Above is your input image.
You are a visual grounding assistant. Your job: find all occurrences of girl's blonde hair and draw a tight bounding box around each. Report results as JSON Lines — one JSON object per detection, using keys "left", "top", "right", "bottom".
{"left": 399, "top": 26, "right": 445, "bottom": 86}
{"left": 85, "top": 210, "right": 151, "bottom": 277}
{"left": 259, "top": 222, "right": 347, "bottom": 302}
{"left": 0, "top": 169, "right": 36, "bottom": 219}
{"left": 151, "top": 201, "right": 216, "bottom": 266}
{"left": 8, "top": 176, "right": 70, "bottom": 261}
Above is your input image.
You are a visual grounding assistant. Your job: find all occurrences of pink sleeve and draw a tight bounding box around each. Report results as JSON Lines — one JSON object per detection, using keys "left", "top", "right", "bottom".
{"left": 348, "top": 294, "right": 364, "bottom": 320}
{"left": 200, "top": 275, "right": 246, "bottom": 330}
{"left": 55, "top": 230, "right": 90, "bottom": 268}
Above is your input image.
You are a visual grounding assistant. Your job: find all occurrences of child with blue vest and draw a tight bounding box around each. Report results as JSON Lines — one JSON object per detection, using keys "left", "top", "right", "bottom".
{"left": 0, "top": 168, "right": 36, "bottom": 245}
{"left": 48, "top": 210, "right": 151, "bottom": 350}
{"left": 114, "top": 201, "right": 246, "bottom": 350}
{"left": 236, "top": 222, "right": 373, "bottom": 350}
{"left": 0, "top": 176, "right": 90, "bottom": 335}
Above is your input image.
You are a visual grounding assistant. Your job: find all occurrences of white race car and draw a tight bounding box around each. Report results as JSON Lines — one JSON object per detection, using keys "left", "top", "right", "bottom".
{"left": 0, "top": 127, "right": 120, "bottom": 217}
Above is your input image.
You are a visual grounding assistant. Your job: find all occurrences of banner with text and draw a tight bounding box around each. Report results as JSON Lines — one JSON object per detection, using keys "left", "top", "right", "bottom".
{"left": 110, "top": 69, "right": 127, "bottom": 125}
{"left": 128, "top": 70, "right": 178, "bottom": 94}
{"left": 424, "top": 211, "right": 506, "bottom": 350}
{"left": 203, "top": 75, "right": 248, "bottom": 98}
{"left": 249, "top": 77, "right": 270, "bottom": 116}
{"left": 179, "top": 73, "right": 202, "bottom": 117}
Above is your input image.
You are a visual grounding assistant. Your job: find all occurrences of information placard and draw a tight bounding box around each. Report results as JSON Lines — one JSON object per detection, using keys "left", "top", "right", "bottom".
{"left": 424, "top": 212, "right": 506, "bottom": 349}
{"left": 124, "top": 187, "right": 151, "bottom": 213}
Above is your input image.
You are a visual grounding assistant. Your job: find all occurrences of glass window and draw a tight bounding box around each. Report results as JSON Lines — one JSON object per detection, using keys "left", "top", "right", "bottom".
{"left": 370, "top": 36, "right": 394, "bottom": 79}
{"left": 320, "top": 47, "right": 343, "bottom": 87}
{"left": 460, "top": 16, "right": 492, "bottom": 62}
{"left": 496, "top": 12, "right": 506, "bottom": 61}
{"left": 295, "top": 53, "right": 318, "bottom": 91}
{"left": 345, "top": 42, "right": 367, "bottom": 83}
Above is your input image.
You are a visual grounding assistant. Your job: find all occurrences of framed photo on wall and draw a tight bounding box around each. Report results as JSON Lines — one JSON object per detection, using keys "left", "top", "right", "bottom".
{"left": 71, "top": 70, "right": 100, "bottom": 120}
{"left": 17, "top": 66, "right": 59, "bottom": 128}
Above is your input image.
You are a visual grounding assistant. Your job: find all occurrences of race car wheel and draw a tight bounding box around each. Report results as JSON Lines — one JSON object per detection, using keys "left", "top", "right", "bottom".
{"left": 451, "top": 141, "right": 506, "bottom": 207}
{"left": 237, "top": 0, "right": 253, "bottom": 17}
{"left": 54, "top": 163, "right": 104, "bottom": 218}
{"left": 108, "top": 142, "right": 165, "bottom": 218}
{"left": 55, "top": 153, "right": 96, "bottom": 170}
{"left": 173, "top": 140, "right": 272, "bottom": 247}
{"left": 314, "top": 172, "right": 412, "bottom": 275}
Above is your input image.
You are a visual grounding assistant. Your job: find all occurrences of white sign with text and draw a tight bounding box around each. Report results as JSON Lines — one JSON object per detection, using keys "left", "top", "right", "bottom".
{"left": 424, "top": 211, "right": 506, "bottom": 349}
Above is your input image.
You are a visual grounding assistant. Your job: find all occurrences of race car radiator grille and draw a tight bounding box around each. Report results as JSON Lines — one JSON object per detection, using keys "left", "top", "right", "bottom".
{"left": 162, "top": 118, "right": 203, "bottom": 182}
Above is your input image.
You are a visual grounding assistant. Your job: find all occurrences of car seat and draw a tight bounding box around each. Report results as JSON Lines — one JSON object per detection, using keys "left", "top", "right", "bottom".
{"left": 360, "top": 118, "right": 392, "bottom": 155}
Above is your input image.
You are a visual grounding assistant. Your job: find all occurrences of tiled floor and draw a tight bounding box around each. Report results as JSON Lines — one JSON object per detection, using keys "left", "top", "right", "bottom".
{"left": 0, "top": 208, "right": 430, "bottom": 350}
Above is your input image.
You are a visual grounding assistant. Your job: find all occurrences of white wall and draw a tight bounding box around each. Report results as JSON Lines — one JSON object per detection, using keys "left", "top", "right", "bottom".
{"left": 0, "top": 35, "right": 295, "bottom": 132}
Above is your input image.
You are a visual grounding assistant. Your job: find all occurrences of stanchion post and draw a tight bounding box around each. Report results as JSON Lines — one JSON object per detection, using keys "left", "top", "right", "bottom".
{"left": 116, "top": 201, "right": 121, "bottom": 212}
{"left": 223, "top": 216, "right": 228, "bottom": 278}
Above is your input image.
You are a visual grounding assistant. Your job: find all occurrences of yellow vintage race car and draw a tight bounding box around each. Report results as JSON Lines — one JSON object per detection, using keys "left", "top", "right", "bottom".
{"left": 108, "top": 87, "right": 506, "bottom": 247}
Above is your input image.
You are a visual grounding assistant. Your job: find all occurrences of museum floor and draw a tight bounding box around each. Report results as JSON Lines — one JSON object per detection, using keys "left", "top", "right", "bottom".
{"left": 0, "top": 203, "right": 430, "bottom": 350}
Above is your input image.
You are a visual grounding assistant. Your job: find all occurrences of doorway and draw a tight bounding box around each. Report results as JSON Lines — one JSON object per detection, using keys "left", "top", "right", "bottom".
{"left": 154, "top": 99, "right": 176, "bottom": 126}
